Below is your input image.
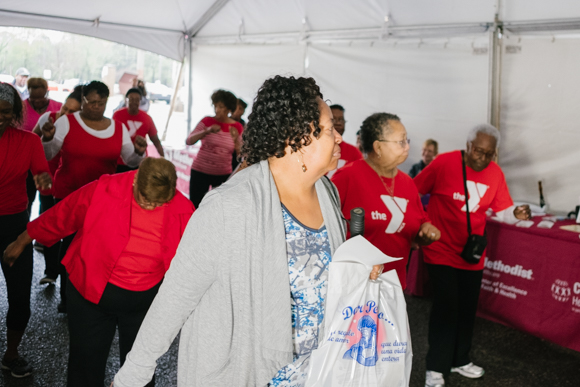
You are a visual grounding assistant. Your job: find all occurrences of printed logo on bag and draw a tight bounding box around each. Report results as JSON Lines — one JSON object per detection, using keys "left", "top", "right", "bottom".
{"left": 126, "top": 120, "right": 143, "bottom": 137}
{"left": 331, "top": 301, "right": 408, "bottom": 365}
{"left": 453, "top": 181, "right": 489, "bottom": 212}
{"left": 374, "top": 195, "right": 408, "bottom": 234}
{"left": 551, "top": 279, "right": 572, "bottom": 303}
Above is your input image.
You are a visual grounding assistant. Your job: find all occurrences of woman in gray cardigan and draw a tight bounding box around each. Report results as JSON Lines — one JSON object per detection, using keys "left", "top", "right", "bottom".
{"left": 113, "top": 76, "right": 382, "bottom": 387}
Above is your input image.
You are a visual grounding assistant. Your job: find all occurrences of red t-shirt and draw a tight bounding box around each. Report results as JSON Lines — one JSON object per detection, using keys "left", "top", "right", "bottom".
{"left": 189, "top": 116, "right": 244, "bottom": 176}
{"left": 53, "top": 114, "right": 123, "bottom": 199}
{"left": 0, "top": 127, "right": 50, "bottom": 215}
{"left": 109, "top": 197, "right": 166, "bottom": 291}
{"left": 332, "top": 159, "right": 429, "bottom": 288}
{"left": 112, "top": 108, "right": 158, "bottom": 165}
{"left": 327, "top": 141, "right": 363, "bottom": 178}
{"left": 413, "top": 150, "right": 514, "bottom": 271}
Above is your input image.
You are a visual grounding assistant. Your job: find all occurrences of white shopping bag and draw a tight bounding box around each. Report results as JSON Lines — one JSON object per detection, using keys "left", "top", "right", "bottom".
{"left": 306, "top": 236, "right": 412, "bottom": 387}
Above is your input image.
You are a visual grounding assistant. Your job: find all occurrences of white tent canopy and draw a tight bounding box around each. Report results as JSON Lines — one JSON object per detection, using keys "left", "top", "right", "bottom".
{"left": 3, "top": 1, "right": 580, "bottom": 59}
{"left": 2, "top": 0, "right": 580, "bottom": 213}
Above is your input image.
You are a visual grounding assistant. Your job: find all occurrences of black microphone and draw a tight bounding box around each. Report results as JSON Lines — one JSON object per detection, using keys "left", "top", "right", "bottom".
{"left": 350, "top": 208, "right": 365, "bottom": 238}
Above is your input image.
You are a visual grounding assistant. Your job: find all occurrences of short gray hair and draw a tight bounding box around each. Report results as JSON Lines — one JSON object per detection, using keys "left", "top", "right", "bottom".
{"left": 467, "top": 124, "right": 500, "bottom": 147}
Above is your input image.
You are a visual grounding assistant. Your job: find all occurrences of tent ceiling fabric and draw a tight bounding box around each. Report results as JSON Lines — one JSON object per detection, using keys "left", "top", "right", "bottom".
{"left": 4, "top": 1, "right": 580, "bottom": 57}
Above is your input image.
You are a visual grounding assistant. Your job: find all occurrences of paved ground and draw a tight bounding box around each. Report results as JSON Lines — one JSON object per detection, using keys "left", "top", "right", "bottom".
{"left": 1, "top": 250, "right": 579, "bottom": 386}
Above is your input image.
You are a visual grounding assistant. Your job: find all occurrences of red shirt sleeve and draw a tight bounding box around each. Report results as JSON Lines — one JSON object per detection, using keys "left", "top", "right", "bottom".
{"left": 147, "top": 115, "right": 158, "bottom": 137}
{"left": 29, "top": 134, "right": 50, "bottom": 176}
{"left": 27, "top": 180, "right": 98, "bottom": 247}
{"left": 413, "top": 155, "right": 442, "bottom": 195}
{"left": 490, "top": 168, "right": 514, "bottom": 212}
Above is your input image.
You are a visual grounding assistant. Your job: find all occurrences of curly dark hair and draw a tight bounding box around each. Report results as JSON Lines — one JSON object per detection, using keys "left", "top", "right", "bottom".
{"left": 0, "top": 83, "right": 24, "bottom": 128}
{"left": 242, "top": 76, "right": 323, "bottom": 166}
{"left": 360, "top": 112, "right": 400, "bottom": 154}
{"left": 211, "top": 89, "right": 237, "bottom": 112}
{"left": 82, "top": 80, "right": 110, "bottom": 99}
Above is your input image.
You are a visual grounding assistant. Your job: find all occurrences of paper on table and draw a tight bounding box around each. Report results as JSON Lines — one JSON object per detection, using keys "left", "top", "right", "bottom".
{"left": 516, "top": 220, "right": 534, "bottom": 228}
{"left": 537, "top": 220, "right": 554, "bottom": 229}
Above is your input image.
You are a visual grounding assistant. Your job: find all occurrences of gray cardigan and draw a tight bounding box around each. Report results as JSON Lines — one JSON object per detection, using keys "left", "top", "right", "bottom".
{"left": 114, "top": 160, "right": 346, "bottom": 386}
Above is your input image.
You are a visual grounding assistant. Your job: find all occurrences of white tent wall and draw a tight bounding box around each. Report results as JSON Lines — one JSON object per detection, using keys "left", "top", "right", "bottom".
{"left": 189, "top": 44, "right": 306, "bottom": 126}
{"left": 499, "top": 35, "right": 580, "bottom": 213}
{"left": 305, "top": 39, "right": 490, "bottom": 173}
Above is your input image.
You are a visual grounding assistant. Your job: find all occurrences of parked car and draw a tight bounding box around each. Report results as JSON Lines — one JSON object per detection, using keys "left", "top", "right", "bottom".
{"left": 147, "top": 81, "right": 173, "bottom": 104}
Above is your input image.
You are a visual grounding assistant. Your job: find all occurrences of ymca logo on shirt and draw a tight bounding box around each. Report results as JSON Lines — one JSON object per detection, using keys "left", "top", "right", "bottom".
{"left": 453, "top": 181, "right": 489, "bottom": 212}
{"left": 126, "top": 120, "right": 144, "bottom": 137}
{"left": 370, "top": 195, "right": 408, "bottom": 234}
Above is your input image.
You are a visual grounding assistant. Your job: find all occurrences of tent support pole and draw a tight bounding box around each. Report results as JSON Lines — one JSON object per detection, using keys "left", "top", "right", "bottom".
{"left": 489, "top": 14, "right": 503, "bottom": 131}
{"left": 187, "top": 41, "right": 194, "bottom": 135}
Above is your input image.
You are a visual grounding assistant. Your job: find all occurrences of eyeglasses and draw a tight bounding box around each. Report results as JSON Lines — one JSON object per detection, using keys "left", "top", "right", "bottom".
{"left": 470, "top": 145, "right": 496, "bottom": 159}
{"left": 83, "top": 96, "right": 107, "bottom": 108}
{"left": 378, "top": 138, "right": 411, "bottom": 148}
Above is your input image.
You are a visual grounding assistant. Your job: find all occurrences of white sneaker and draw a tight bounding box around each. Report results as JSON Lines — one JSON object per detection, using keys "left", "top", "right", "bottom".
{"left": 451, "top": 362, "right": 485, "bottom": 378}
{"left": 425, "top": 370, "right": 445, "bottom": 387}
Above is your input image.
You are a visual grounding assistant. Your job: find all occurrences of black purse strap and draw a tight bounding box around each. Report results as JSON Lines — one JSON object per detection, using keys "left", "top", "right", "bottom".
{"left": 461, "top": 150, "right": 472, "bottom": 236}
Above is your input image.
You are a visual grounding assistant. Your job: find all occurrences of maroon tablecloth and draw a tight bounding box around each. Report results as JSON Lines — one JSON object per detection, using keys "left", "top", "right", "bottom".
{"left": 478, "top": 218, "right": 580, "bottom": 352}
{"left": 405, "top": 217, "right": 580, "bottom": 352}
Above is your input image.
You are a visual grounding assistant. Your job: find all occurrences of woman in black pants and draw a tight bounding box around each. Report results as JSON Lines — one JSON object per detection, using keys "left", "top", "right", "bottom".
{"left": 0, "top": 82, "right": 52, "bottom": 378}
{"left": 185, "top": 89, "right": 244, "bottom": 207}
{"left": 5, "top": 158, "right": 194, "bottom": 387}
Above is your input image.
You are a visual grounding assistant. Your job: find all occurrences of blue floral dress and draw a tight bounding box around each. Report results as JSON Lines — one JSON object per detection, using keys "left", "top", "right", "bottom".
{"left": 269, "top": 204, "right": 332, "bottom": 387}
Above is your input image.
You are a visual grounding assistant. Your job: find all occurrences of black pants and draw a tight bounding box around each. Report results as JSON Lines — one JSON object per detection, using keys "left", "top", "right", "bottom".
{"left": 189, "top": 169, "right": 229, "bottom": 208}
{"left": 26, "top": 171, "right": 37, "bottom": 219}
{"left": 425, "top": 263, "right": 483, "bottom": 374}
{"left": 67, "top": 280, "right": 159, "bottom": 387}
{"left": 0, "top": 211, "right": 33, "bottom": 331}
{"left": 55, "top": 198, "right": 75, "bottom": 304}
{"left": 39, "top": 194, "right": 60, "bottom": 279}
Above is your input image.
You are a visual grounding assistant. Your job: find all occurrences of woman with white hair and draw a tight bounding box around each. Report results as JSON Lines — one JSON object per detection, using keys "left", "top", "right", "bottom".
{"left": 414, "top": 124, "right": 531, "bottom": 387}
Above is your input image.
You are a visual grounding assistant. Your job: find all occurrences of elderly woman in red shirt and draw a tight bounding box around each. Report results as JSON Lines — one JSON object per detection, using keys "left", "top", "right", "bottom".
{"left": 0, "top": 82, "right": 52, "bottom": 378}
{"left": 332, "top": 112, "right": 441, "bottom": 289}
{"left": 4, "top": 157, "right": 195, "bottom": 387}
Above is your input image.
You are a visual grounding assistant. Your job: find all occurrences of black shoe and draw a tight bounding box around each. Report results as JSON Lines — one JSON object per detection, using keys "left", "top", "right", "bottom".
{"left": 1, "top": 356, "right": 33, "bottom": 378}
{"left": 57, "top": 301, "right": 67, "bottom": 313}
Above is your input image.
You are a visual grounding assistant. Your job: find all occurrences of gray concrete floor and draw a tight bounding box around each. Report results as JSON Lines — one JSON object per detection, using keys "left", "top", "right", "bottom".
{"left": 1, "top": 250, "right": 579, "bottom": 386}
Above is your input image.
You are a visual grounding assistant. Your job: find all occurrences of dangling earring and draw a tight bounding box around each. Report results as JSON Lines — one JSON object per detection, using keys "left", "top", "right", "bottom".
{"left": 297, "top": 156, "right": 307, "bottom": 172}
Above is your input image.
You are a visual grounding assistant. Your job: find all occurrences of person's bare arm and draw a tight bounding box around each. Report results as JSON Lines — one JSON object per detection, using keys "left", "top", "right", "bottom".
{"left": 186, "top": 124, "right": 220, "bottom": 146}
{"left": 149, "top": 133, "right": 165, "bottom": 158}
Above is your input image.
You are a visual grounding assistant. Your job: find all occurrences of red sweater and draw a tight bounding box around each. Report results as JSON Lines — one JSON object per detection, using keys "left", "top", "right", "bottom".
{"left": 0, "top": 127, "right": 50, "bottom": 216}
{"left": 27, "top": 171, "right": 195, "bottom": 304}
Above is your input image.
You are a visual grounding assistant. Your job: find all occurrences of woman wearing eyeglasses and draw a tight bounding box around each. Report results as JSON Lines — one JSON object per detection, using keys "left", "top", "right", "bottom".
{"left": 39, "top": 80, "right": 146, "bottom": 312}
{"left": 332, "top": 112, "right": 441, "bottom": 290}
{"left": 4, "top": 158, "right": 194, "bottom": 387}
